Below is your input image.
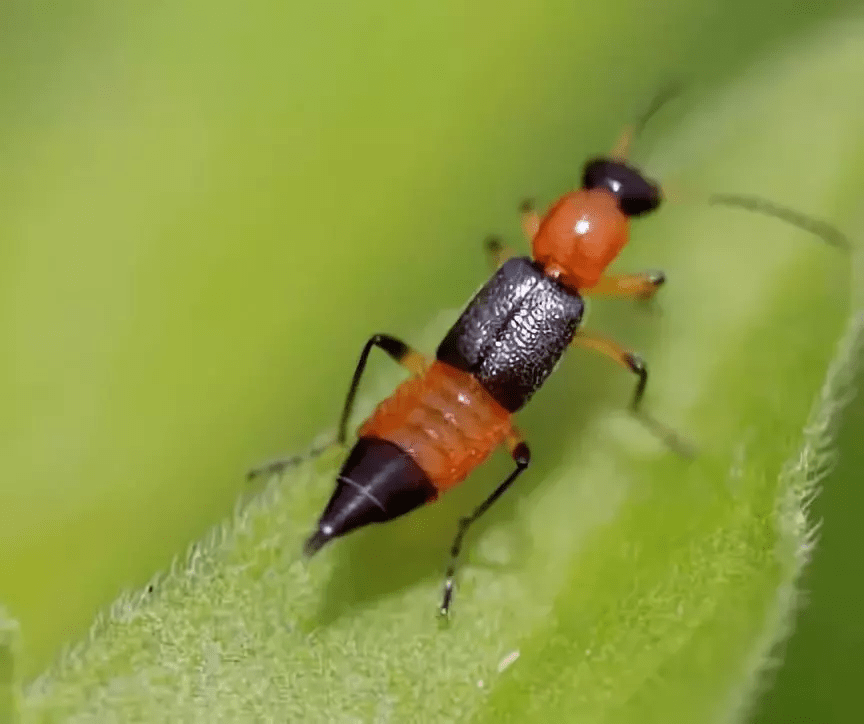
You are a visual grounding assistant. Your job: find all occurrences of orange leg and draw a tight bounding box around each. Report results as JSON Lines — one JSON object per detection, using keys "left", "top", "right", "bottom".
{"left": 585, "top": 271, "right": 666, "bottom": 300}
{"left": 572, "top": 332, "right": 647, "bottom": 410}
{"left": 572, "top": 331, "right": 694, "bottom": 458}
{"left": 610, "top": 126, "right": 636, "bottom": 160}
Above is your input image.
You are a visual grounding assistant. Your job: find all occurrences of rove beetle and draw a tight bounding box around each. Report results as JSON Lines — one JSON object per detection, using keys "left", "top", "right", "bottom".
{"left": 249, "top": 95, "right": 848, "bottom": 617}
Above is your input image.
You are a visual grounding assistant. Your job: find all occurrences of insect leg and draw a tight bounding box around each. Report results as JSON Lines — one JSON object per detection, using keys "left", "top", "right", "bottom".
{"left": 439, "top": 431, "right": 531, "bottom": 617}
{"left": 245, "top": 448, "right": 330, "bottom": 481}
{"left": 247, "top": 334, "right": 429, "bottom": 480}
{"left": 335, "top": 334, "right": 429, "bottom": 443}
{"left": 586, "top": 271, "right": 666, "bottom": 300}
{"left": 572, "top": 331, "right": 694, "bottom": 457}
{"left": 572, "top": 331, "right": 648, "bottom": 410}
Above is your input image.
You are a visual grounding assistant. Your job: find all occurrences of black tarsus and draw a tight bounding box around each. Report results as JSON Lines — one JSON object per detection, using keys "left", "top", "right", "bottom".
{"left": 439, "top": 441, "right": 532, "bottom": 617}
{"left": 624, "top": 353, "right": 648, "bottom": 411}
{"left": 647, "top": 270, "right": 666, "bottom": 287}
{"left": 621, "top": 352, "right": 696, "bottom": 459}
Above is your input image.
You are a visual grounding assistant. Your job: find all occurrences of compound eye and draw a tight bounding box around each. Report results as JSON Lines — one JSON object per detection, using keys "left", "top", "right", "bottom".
{"left": 582, "top": 158, "right": 662, "bottom": 217}
{"left": 582, "top": 159, "right": 618, "bottom": 192}
{"left": 619, "top": 181, "right": 661, "bottom": 216}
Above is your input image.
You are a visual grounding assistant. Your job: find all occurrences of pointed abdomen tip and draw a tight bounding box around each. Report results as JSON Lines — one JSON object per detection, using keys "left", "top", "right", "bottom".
{"left": 303, "top": 527, "right": 332, "bottom": 557}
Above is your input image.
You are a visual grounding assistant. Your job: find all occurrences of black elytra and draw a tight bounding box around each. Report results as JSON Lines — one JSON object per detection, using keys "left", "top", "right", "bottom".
{"left": 582, "top": 157, "right": 662, "bottom": 217}
{"left": 437, "top": 257, "right": 585, "bottom": 412}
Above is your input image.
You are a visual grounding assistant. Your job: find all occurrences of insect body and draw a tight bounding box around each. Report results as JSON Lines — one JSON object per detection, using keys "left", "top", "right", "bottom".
{"left": 249, "top": 108, "right": 847, "bottom": 616}
{"left": 436, "top": 255, "right": 585, "bottom": 413}
{"left": 251, "top": 149, "right": 670, "bottom": 615}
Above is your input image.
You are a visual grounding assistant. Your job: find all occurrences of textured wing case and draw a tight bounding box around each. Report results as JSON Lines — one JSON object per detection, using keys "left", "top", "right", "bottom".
{"left": 437, "top": 256, "right": 584, "bottom": 412}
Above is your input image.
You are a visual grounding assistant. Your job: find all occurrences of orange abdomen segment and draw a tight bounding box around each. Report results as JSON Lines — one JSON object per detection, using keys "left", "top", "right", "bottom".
{"left": 358, "top": 361, "right": 512, "bottom": 493}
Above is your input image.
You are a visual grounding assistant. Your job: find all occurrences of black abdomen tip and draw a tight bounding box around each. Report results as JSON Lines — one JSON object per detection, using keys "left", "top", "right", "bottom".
{"left": 303, "top": 528, "right": 332, "bottom": 557}
{"left": 304, "top": 437, "right": 436, "bottom": 554}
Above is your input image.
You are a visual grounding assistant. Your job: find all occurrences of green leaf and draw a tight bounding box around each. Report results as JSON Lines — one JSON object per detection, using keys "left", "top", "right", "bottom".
{"left": 1, "top": 608, "right": 19, "bottom": 724}
{"left": 2, "top": 0, "right": 859, "bottom": 689}
{"left": 18, "top": 19, "right": 864, "bottom": 721}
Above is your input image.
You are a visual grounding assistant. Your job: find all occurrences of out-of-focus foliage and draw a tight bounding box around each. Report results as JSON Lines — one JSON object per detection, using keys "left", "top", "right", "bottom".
{"left": 1, "top": 608, "right": 19, "bottom": 721}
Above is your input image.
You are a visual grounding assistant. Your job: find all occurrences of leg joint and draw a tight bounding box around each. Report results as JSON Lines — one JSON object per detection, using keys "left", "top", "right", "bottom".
{"left": 370, "top": 333, "right": 409, "bottom": 361}
{"left": 625, "top": 352, "right": 646, "bottom": 375}
{"left": 512, "top": 441, "right": 531, "bottom": 467}
{"left": 647, "top": 270, "right": 666, "bottom": 287}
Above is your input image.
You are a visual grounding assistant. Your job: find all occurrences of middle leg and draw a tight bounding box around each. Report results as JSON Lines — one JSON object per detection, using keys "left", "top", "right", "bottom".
{"left": 572, "top": 331, "right": 694, "bottom": 457}
{"left": 572, "top": 331, "right": 648, "bottom": 411}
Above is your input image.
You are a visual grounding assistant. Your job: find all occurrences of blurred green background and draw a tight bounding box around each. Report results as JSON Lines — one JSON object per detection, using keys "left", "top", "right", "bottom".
{"left": 1, "top": 0, "right": 862, "bottom": 720}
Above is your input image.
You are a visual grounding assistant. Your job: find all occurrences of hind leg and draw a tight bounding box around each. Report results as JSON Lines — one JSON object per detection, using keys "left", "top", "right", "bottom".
{"left": 247, "top": 334, "right": 430, "bottom": 480}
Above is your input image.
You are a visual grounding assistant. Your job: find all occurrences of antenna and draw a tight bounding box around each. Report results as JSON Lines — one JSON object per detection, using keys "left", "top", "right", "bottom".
{"left": 709, "top": 193, "right": 852, "bottom": 250}
{"left": 604, "top": 85, "right": 850, "bottom": 251}
{"left": 611, "top": 82, "right": 682, "bottom": 160}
